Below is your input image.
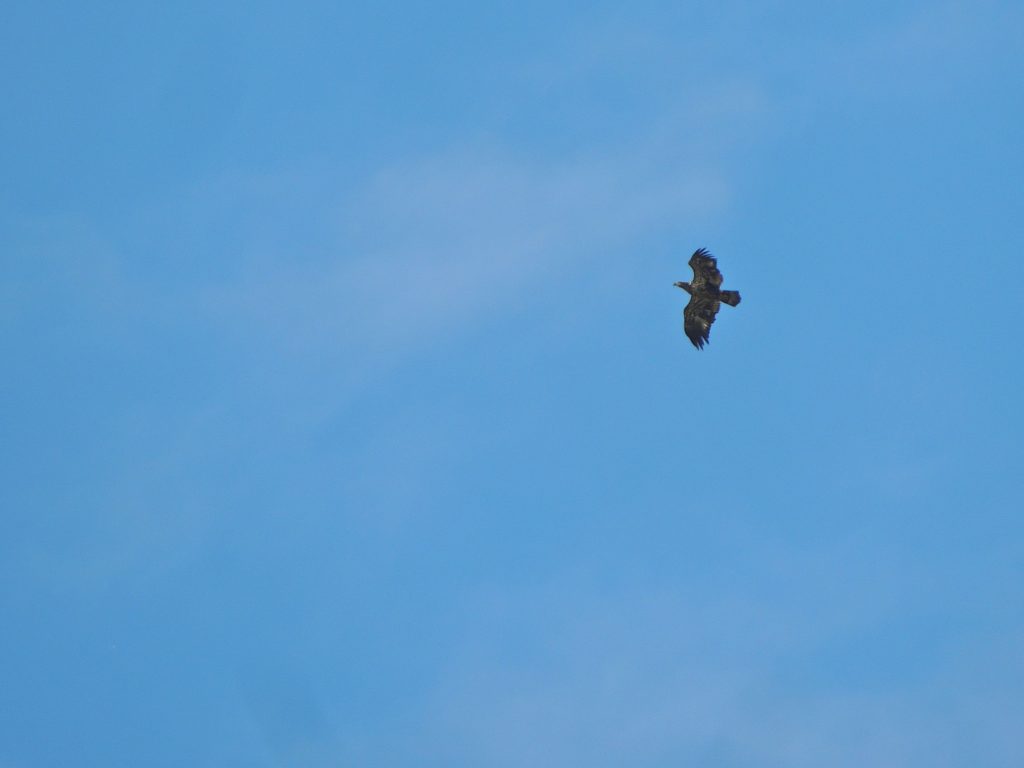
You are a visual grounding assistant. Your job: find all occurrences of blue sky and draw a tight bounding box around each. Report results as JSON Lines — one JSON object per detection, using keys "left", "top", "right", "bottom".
{"left": 3, "top": 1, "right": 1023, "bottom": 765}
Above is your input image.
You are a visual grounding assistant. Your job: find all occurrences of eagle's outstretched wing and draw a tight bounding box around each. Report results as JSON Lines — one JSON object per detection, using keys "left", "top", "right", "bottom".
{"left": 688, "top": 248, "right": 723, "bottom": 290}
{"left": 683, "top": 294, "right": 721, "bottom": 349}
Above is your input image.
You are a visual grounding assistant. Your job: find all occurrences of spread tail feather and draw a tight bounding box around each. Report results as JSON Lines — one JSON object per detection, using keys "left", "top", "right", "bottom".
{"left": 719, "top": 290, "right": 741, "bottom": 307}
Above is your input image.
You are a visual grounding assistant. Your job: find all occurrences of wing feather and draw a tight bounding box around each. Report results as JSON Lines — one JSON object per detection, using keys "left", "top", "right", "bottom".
{"left": 683, "top": 295, "right": 721, "bottom": 349}
{"left": 688, "top": 247, "right": 723, "bottom": 290}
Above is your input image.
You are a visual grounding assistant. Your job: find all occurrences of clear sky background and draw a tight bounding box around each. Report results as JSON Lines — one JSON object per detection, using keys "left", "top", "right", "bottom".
{"left": 3, "top": 1, "right": 1023, "bottom": 766}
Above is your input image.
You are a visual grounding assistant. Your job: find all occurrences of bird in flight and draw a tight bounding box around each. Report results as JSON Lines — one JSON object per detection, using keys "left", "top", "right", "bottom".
{"left": 674, "top": 248, "right": 742, "bottom": 349}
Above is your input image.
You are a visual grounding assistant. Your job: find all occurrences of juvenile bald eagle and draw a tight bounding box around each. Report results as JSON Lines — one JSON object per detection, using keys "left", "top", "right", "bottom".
{"left": 674, "top": 248, "right": 741, "bottom": 349}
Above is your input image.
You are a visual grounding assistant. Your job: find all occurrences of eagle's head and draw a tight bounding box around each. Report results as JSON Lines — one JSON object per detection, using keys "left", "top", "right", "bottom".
{"left": 674, "top": 281, "right": 692, "bottom": 294}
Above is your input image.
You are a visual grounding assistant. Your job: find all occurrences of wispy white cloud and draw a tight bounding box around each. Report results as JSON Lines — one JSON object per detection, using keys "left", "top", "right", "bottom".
{"left": 407, "top": 577, "right": 1024, "bottom": 767}
{"left": 205, "top": 119, "right": 747, "bottom": 370}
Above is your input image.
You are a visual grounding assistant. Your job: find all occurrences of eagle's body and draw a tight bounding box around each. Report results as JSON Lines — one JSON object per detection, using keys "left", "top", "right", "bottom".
{"left": 674, "top": 248, "right": 741, "bottom": 349}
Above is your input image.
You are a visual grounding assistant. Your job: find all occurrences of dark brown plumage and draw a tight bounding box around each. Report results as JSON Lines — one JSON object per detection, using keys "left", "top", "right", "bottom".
{"left": 674, "top": 248, "right": 741, "bottom": 349}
